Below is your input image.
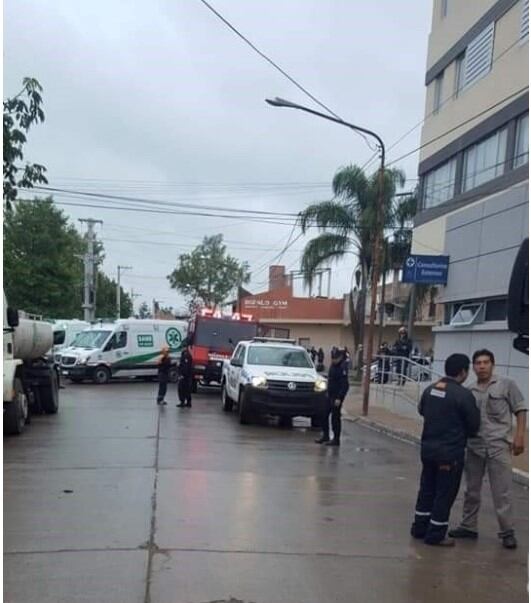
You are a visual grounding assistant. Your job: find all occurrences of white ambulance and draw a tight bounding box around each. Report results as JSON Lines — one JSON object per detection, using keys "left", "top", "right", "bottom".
{"left": 59, "top": 319, "right": 188, "bottom": 384}
{"left": 51, "top": 319, "right": 91, "bottom": 364}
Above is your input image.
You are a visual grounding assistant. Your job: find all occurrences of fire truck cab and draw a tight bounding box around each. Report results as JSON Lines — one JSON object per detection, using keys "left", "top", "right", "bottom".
{"left": 188, "top": 309, "right": 259, "bottom": 388}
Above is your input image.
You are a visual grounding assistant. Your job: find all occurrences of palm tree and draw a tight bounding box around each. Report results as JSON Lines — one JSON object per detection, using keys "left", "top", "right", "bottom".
{"left": 298, "top": 165, "right": 407, "bottom": 369}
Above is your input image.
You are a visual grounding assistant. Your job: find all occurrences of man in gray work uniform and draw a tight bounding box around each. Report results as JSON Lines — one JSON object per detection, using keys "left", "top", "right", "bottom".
{"left": 449, "top": 349, "right": 527, "bottom": 549}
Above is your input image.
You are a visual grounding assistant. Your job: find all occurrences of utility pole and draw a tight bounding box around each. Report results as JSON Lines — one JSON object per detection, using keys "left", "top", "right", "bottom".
{"left": 130, "top": 288, "right": 142, "bottom": 315}
{"left": 79, "top": 218, "right": 102, "bottom": 322}
{"left": 116, "top": 265, "right": 132, "bottom": 319}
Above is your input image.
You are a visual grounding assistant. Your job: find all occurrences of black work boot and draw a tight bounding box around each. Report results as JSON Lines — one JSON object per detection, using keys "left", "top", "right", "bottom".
{"left": 448, "top": 527, "right": 478, "bottom": 539}
{"left": 326, "top": 440, "right": 340, "bottom": 447}
{"left": 315, "top": 436, "right": 330, "bottom": 444}
{"left": 502, "top": 534, "right": 518, "bottom": 549}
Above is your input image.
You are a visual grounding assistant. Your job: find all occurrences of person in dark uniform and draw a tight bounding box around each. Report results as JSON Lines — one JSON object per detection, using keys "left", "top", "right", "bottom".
{"left": 310, "top": 346, "right": 317, "bottom": 364}
{"left": 316, "top": 347, "right": 325, "bottom": 372}
{"left": 392, "top": 326, "right": 412, "bottom": 385}
{"left": 411, "top": 353, "right": 480, "bottom": 546}
{"left": 177, "top": 340, "right": 193, "bottom": 408}
{"left": 315, "top": 348, "right": 350, "bottom": 447}
{"left": 376, "top": 342, "right": 390, "bottom": 384}
{"left": 156, "top": 346, "right": 172, "bottom": 405}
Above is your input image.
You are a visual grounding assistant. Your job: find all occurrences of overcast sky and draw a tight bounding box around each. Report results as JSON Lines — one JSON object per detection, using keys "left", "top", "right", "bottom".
{"left": 4, "top": 0, "right": 432, "bottom": 314}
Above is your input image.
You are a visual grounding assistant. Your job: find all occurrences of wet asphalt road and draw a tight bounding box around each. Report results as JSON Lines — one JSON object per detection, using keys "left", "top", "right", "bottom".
{"left": 4, "top": 382, "right": 528, "bottom": 603}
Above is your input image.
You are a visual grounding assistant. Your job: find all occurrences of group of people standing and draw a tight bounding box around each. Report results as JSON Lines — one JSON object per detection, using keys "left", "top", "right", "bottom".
{"left": 411, "top": 349, "right": 526, "bottom": 549}
{"left": 156, "top": 340, "right": 194, "bottom": 408}
{"left": 376, "top": 326, "right": 413, "bottom": 385}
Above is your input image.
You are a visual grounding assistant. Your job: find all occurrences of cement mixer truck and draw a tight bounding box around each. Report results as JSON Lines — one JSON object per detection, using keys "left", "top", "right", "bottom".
{"left": 3, "top": 298, "right": 59, "bottom": 435}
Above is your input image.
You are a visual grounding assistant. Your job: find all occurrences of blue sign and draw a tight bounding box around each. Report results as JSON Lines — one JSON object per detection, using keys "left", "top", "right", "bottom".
{"left": 402, "top": 254, "right": 449, "bottom": 285}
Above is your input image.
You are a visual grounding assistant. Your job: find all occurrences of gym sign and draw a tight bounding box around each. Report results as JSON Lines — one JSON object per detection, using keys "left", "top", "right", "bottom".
{"left": 243, "top": 299, "right": 289, "bottom": 310}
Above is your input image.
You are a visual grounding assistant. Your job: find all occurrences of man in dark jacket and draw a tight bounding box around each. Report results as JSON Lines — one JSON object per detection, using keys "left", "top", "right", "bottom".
{"left": 177, "top": 340, "right": 194, "bottom": 408}
{"left": 411, "top": 353, "right": 480, "bottom": 546}
{"left": 392, "top": 326, "right": 412, "bottom": 385}
{"left": 315, "top": 348, "right": 350, "bottom": 447}
{"left": 156, "top": 346, "right": 172, "bottom": 405}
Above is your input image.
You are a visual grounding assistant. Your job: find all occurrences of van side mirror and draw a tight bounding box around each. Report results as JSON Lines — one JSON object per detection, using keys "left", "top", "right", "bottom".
{"left": 7, "top": 307, "right": 19, "bottom": 328}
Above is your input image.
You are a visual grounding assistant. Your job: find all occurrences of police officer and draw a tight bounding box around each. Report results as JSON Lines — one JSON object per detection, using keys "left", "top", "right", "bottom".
{"left": 315, "top": 348, "right": 350, "bottom": 447}
{"left": 177, "top": 340, "right": 193, "bottom": 408}
{"left": 411, "top": 353, "right": 480, "bottom": 546}
{"left": 156, "top": 346, "right": 172, "bottom": 405}
{"left": 449, "top": 349, "right": 527, "bottom": 549}
{"left": 392, "top": 326, "right": 412, "bottom": 385}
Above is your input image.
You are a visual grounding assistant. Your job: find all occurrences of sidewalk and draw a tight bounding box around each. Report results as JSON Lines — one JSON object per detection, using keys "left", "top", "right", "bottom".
{"left": 343, "top": 385, "right": 529, "bottom": 479}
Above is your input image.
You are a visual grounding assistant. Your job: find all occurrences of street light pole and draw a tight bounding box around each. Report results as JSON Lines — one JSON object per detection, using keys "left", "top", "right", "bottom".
{"left": 265, "top": 97, "right": 385, "bottom": 416}
{"left": 116, "top": 265, "right": 132, "bottom": 319}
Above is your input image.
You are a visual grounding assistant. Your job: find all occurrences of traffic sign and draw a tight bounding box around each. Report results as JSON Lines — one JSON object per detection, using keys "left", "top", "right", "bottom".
{"left": 402, "top": 254, "right": 449, "bottom": 285}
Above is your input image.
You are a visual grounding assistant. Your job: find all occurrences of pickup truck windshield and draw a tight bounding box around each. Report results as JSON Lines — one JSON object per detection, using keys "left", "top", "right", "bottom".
{"left": 71, "top": 330, "right": 111, "bottom": 349}
{"left": 247, "top": 346, "right": 312, "bottom": 368}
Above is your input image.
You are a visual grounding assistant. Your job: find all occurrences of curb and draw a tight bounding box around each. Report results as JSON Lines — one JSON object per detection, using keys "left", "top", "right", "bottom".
{"left": 346, "top": 413, "right": 529, "bottom": 487}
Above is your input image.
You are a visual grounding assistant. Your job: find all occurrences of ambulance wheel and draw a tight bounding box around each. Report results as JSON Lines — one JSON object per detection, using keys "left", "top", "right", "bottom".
{"left": 93, "top": 366, "right": 111, "bottom": 385}
{"left": 221, "top": 382, "right": 233, "bottom": 412}
{"left": 4, "top": 378, "right": 28, "bottom": 435}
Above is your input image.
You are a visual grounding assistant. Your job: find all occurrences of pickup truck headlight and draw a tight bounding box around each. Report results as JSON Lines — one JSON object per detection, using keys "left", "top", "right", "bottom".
{"left": 314, "top": 378, "right": 327, "bottom": 392}
{"left": 78, "top": 357, "right": 89, "bottom": 366}
{"left": 251, "top": 375, "right": 268, "bottom": 388}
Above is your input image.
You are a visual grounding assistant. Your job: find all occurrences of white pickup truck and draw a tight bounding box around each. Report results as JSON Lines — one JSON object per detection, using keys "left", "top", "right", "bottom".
{"left": 220, "top": 337, "right": 327, "bottom": 425}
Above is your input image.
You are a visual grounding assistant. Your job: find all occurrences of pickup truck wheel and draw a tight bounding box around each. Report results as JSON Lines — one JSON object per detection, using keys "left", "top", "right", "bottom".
{"left": 238, "top": 389, "right": 253, "bottom": 425}
{"left": 93, "top": 366, "right": 111, "bottom": 385}
{"left": 40, "top": 370, "right": 59, "bottom": 414}
{"left": 221, "top": 382, "right": 233, "bottom": 412}
{"left": 4, "top": 378, "right": 28, "bottom": 435}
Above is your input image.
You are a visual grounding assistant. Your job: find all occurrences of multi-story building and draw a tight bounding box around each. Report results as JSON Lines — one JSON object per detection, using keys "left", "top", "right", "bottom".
{"left": 413, "top": 0, "right": 529, "bottom": 393}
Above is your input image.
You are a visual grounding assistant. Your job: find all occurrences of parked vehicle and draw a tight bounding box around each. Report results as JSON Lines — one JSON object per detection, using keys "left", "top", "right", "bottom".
{"left": 3, "top": 296, "right": 59, "bottom": 435}
{"left": 50, "top": 319, "right": 90, "bottom": 364}
{"left": 221, "top": 337, "right": 327, "bottom": 425}
{"left": 59, "top": 319, "right": 187, "bottom": 384}
{"left": 188, "top": 308, "right": 259, "bottom": 389}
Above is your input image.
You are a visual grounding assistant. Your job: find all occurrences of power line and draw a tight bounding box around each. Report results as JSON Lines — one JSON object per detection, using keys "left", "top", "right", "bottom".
{"left": 196, "top": 0, "right": 377, "bottom": 152}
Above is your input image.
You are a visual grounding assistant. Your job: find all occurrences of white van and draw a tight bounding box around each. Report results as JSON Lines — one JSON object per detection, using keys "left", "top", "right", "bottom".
{"left": 51, "top": 320, "right": 91, "bottom": 364}
{"left": 59, "top": 319, "right": 188, "bottom": 384}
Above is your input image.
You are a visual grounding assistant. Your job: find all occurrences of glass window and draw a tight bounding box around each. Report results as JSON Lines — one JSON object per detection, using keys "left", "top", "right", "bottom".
{"left": 454, "top": 54, "right": 466, "bottom": 97}
{"left": 423, "top": 158, "right": 457, "bottom": 209}
{"left": 463, "top": 128, "right": 507, "bottom": 191}
{"left": 463, "top": 22, "right": 494, "bottom": 89}
{"left": 247, "top": 346, "right": 312, "bottom": 368}
{"left": 71, "top": 330, "right": 112, "bottom": 349}
{"left": 53, "top": 330, "right": 66, "bottom": 345}
{"left": 521, "top": 0, "right": 529, "bottom": 40}
{"left": 485, "top": 298, "right": 508, "bottom": 321}
{"left": 514, "top": 113, "right": 529, "bottom": 168}
{"left": 194, "top": 317, "right": 257, "bottom": 351}
{"left": 441, "top": 0, "right": 448, "bottom": 18}
{"left": 450, "top": 302, "right": 484, "bottom": 326}
{"left": 433, "top": 73, "right": 444, "bottom": 113}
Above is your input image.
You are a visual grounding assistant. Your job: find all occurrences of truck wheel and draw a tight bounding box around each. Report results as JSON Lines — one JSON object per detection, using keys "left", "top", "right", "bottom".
{"left": 4, "top": 378, "right": 28, "bottom": 435}
{"left": 221, "top": 382, "right": 233, "bottom": 412}
{"left": 93, "top": 366, "right": 111, "bottom": 385}
{"left": 168, "top": 368, "right": 179, "bottom": 383}
{"left": 238, "top": 389, "right": 253, "bottom": 425}
{"left": 40, "top": 370, "right": 59, "bottom": 414}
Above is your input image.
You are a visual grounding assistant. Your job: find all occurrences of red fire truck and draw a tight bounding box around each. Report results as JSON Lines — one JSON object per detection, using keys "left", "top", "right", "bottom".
{"left": 188, "top": 309, "right": 259, "bottom": 389}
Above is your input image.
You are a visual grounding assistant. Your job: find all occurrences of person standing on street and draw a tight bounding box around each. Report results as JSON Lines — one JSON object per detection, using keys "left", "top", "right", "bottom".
{"left": 411, "top": 353, "right": 480, "bottom": 546}
{"left": 316, "top": 347, "right": 325, "bottom": 372}
{"left": 315, "top": 348, "right": 350, "bottom": 447}
{"left": 177, "top": 340, "right": 194, "bottom": 408}
{"left": 156, "top": 346, "right": 172, "bottom": 405}
{"left": 310, "top": 346, "right": 317, "bottom": 364}
{"left": 449, "top": 349, "right": 527, "bottom": 549}
{"left": 392, "top": 326, "right": 412, "bottom": 385}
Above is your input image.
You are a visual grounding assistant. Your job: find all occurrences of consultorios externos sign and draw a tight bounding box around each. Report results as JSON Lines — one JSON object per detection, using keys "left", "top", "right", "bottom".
{"left": 402, "top": 254, "right": 449, "bottom": 285}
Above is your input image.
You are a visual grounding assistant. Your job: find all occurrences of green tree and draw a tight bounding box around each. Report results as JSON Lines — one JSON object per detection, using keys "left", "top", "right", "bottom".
{"left": 168, "top": 234, "right": 250, "bottom": 308}
{"left": 137, "top": 301, "right": 152, "bottom": 319}
{"left": 298, "top": 165, "right": 406, "bottom": 360}
{"left": 95, "top": 272, "right": 133, "bottom": 319}
{"left": 3, "top": 78, "right": 48, "bottom": 209}
{"left": 4, "top": 198, "right": 84, "bottom": 317}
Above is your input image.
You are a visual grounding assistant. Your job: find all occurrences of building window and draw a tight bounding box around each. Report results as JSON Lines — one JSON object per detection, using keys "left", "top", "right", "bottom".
{"left": 485, "top": 298, "right": 508, "bottom": 321}
{"left": 462, "top": 127, "right": 507, "bottom": 192}
{"left": 433, "top": 73, "right": 444, "bottom": 113}
{"left": 441, "top": 0, "right": 448, "bottom": 18}
{"left": 514, "top": 113, "right": 529, "bottom": 168}
{"left": 521, "top": 0, "right": 529, "bottom": 40}
{"left": 454, "top": 53, "right": 466, "bottom": 97}
{"left": 463, "top": 22, "right": 495, "bottom": 89}
{"left": 449, "top": 302, "right": 485, "bottom": 327}
{"left": 423, "top": 158, "right": 457, "bottom": 209}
